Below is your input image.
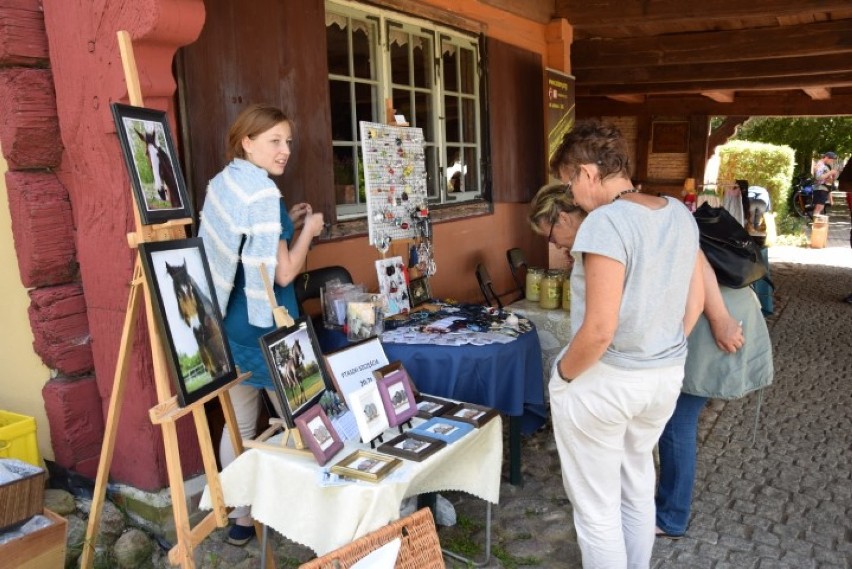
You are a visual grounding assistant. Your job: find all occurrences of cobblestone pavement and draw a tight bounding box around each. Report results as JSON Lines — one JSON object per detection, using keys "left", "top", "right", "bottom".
{"left": 187, "top": 202, "right": 852, "bottom": 568}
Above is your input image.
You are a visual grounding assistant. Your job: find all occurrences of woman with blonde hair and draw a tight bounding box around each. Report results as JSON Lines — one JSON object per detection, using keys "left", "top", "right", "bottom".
{"left": 198, "top": 104, "right": 325, "bottom": 544}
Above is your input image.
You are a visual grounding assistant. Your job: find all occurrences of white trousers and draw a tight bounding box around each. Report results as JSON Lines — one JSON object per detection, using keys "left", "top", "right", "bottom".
{"left": 550, "top": 360, "right": 683, "bottom": 569}
{"left": 220, "top": 383, "right": 281, "bottom": 520}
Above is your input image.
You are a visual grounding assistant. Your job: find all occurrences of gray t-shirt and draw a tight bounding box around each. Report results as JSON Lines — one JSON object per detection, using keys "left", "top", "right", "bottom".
{"left": 569, "top": 196, "right": 699, "bottom": 369}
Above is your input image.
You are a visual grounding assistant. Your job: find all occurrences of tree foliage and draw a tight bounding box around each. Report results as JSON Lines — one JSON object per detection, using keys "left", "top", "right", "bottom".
{"left": 729, "top": 117, "right": 852, "bottom": 176}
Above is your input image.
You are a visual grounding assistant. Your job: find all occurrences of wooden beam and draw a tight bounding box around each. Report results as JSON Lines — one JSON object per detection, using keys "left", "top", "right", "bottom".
{"left": 803, "top": 87, "right": 831, "bottom": 100}
{"left": 572, "top": 19, "right": 852, "bottom": 69}
{"left": 702, "top": 91, "right": 735, "bottom": 103}
{"left": 480, "top": 0, "right": 554, "bottom": 24}
{"left": 607, "top": 94, "right": 645, "bottom": 104}
{"left": 555, "top": 0, "right": 852, "bottom": 28}
{"left": 576, "top": 71, "right": 852, "bottom": 97}
{"left": 575, "top": 53, "right": 852, "bottom": 86}
{"left": 576, "top": 91, "right": 852, "bottom": 117}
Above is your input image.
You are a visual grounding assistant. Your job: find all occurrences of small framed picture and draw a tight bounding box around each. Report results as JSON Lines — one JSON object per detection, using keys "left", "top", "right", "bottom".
{"left": 378, "top": 432, "right": 446, "bottom": 462}
{"left": 373, "top": 363, "right": 417, "bottom": 427}
{"left": 137, "top": 238, "right": 236, "bottom": 407}
{"left": 294, "top": 405, "right": 344, "bottom": 466}
{"left": 259, "top": 317, "right": 331, "bottom": 428}
{"left": 111, "top": 103, "right": 192, "bottom": 224}
{"left": 415, "top": 394, "right": 456, "bottom": 419}
{"left": 408, "top": 276, "right": 431, "bottom": 307}
{"left": 446, "top": 402, "right": 498, "bottom": 428}
{"left": 330, "top": 449, "right": 402, "bottom": 482}
{"left": 350, "top": 382, "right": 391, "bottom": 444}
{"left": 409, "top": 417, "right": 473, "bottom": 444}
{"left": 323, "top": 336, "right": 389, "bottom": 411}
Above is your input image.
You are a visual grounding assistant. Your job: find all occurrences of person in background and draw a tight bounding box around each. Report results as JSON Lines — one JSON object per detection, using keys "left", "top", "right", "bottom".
{"left": 813, "top": 151, "right": 838, "bottom": 218}
{"left": 746, "top": 184, "right": 771, "bottom": 232}
{"left": 542, "top": 119, "right": 705, "bottom": 568}
{"left": 527, "top": 182, "right": 587, "bottom": 271}
{"left": 198, "top": 104, "right": 325, "bottom": 545}
{"left": 655, "top": 259, "right": 772, "bottom": 538}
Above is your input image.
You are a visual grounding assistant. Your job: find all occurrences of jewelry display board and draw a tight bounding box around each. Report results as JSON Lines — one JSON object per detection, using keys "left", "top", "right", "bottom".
{"left": 359, "top": 121, "right": 429, "bottom": 251}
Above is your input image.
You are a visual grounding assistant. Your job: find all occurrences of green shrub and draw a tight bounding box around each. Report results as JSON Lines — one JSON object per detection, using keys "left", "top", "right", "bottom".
{"left": 717, "top": 141, "right": 796, "bottom": 217}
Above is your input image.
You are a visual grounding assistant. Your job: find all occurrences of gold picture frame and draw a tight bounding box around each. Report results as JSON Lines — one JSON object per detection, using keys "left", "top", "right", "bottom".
{"left": 329, "top": 449, "right": 402, "bottom": 482}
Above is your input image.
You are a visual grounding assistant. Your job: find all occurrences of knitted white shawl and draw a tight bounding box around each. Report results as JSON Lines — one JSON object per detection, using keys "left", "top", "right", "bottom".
{"left": 198, "top": 159, "right": 281, "bottom": 327}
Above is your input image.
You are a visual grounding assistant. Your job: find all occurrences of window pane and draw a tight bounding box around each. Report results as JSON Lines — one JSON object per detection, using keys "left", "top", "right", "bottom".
{"left": 446, "top": 146, "right": 462, "bottom": 194}
{"left": 463, "top": 147, "right": 479, "bottom": 193}
{"left": 462, "top": 98, "right": 476, "bottom": 143}
{"left": 354, "top": 82, "right": 376, "bottom": 136}
{"left": 333, "top": 146, "right": 357, "bottom": 205}
{"left": 351, "top": 19, "right": 374, "bottom": 79}
{"left": 442, "top": 41, "right": 457, "bottom": 92}
{"left": 329, "top": 80, "right": 352, "bottom": 140}
{"left": 414, "top": 92, "right": 433, "bottom": 142}
{"left": 459, "top": 46, "right": 475, "bottom": 95}
{"left": 392, "top": 88, "right": 411, "bottom": 124}
{"left": 389, "top": 28, "right": 409, "bottom": 86}
{"left": 444, "top": 95, "right": 459, "bottom": 143}
{"left": 412, "top": 35, "right": 432, "bottom": 89}
{"left": 425, "top": 146, "right": 438, "bottom": 199}
{"left": 326, "top": 16, "right": 348, "bottom": 76}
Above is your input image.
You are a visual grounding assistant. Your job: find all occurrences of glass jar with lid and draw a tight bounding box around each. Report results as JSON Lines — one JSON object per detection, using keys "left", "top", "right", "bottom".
{"left": 539, "top": 270, "right": 562, "bottom": 309}
{"left": 525, "top": 267, "right": 544, "bottom": 302}
{"left": 561, "top": 273, "right": 571, "bottom": 311}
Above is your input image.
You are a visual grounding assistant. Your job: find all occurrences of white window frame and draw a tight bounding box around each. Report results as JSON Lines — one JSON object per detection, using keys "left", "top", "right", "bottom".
{"left": 326, "top": 0, "right": 483, "bottom": 220}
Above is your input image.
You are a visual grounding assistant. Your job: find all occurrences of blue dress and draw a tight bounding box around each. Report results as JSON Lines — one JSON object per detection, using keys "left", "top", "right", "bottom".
{"left": 223, "top": 201, "right": 299, "bottom": 389}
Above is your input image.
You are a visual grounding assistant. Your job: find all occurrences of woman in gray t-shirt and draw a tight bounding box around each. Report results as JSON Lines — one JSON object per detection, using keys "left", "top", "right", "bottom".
{"left": 543, "top": 119, "right": 705, "bottom": 568}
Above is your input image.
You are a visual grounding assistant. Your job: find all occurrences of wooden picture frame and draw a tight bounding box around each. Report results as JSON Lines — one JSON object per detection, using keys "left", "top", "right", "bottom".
{"left": 111, "top": 103, "right": 192, "bottom": 224}
{"left": 445, "top": 402, "right": 498, "bottom": 428}
{"left": 415, "top": 394, "right": 456, "bottom": 419}
{"left": 349, "top": 381, "right": 391, "bottom": 444}
{"left": 378, "top": 432, "right": 446, "bottom": 462}
{"left": 330, "top": 449, "right": 402, "bottom": 482}
{"left": 259, "top": 317, "right": 331, "bottom": 428}
{"left": 138, "top": 238, "right": 236, "bottom": 407}
{"left": 374, "top": 364, "right": 418, "bottom": 427}
{"left": 651, "top": 121, "right": 689, "bottom": 154}
{"left": 294, "top": 405, "right": 344, "bottom": 466}
{"left": 409, "top": 417, "right": 473, "bottom": 444}
{"left": 408, "top": 276, "right": 431, "bottom": 307}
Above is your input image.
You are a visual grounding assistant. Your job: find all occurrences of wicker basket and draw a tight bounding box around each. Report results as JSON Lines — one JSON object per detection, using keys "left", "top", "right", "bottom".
{"left": 299, "top": 508, "right": 444, "bottom": 569}
{"left": 0, "top": 459, "right": 46, "bottom": 530}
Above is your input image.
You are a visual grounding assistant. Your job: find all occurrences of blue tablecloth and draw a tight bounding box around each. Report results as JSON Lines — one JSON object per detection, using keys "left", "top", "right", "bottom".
{"left": 383, "top": 329, "right": 547, "bottom": 435}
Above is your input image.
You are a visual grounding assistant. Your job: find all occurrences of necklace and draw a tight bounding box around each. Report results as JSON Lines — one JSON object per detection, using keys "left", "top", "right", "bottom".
{"left": 611, "top": 188, "right": 639, "bottom": 203}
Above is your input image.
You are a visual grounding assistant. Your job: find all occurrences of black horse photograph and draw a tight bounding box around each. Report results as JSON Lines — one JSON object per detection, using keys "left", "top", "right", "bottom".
{"left": 139, "top": 239, "right": 235, "bottom": 407}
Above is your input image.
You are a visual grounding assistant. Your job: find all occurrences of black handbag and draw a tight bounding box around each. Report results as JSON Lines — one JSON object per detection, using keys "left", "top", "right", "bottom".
{"left": 693, "top": 202, "right": 770, "bottom": 289}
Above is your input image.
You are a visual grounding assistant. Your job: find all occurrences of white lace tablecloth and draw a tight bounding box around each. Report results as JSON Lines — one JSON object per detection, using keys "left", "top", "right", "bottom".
{"left": 506, "top": 299, "right": 572, "bottom": 378}
{"left": 200, "top": 416, "right": 502, "bottom": 555}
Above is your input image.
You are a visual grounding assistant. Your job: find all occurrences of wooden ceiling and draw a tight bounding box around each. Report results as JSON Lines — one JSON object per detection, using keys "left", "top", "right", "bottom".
{"left": 487, "top": 0, "right": 852, "bottom": 116}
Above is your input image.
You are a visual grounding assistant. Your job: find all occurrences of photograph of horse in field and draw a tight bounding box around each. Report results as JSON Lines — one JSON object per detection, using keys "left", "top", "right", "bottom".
{"left": 140, "top": 239, "right": 236, "bottom": 406}
{"left": 111, "top": 103, "right": 191, "bottom": 224}
{"left": 121, "top": 118, "right": 183, "bottom": 211}
{"left": 265, "top": 322, "right": 327, "bottom": 421}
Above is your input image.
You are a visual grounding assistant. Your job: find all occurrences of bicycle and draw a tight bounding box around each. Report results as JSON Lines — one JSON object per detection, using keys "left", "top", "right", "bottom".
{"left": 789, "top": 174, "right": 816, "bottom": 218}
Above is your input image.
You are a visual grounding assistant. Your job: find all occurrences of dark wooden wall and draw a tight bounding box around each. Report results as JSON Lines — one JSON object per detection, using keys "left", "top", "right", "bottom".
{"left": 178, "top": 0, "right": 334, "bottom": 221}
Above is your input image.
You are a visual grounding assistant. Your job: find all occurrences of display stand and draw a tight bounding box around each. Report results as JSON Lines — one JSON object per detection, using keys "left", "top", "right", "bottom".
{"left": 80, "top": 31, "right": 273, "bottom": 569}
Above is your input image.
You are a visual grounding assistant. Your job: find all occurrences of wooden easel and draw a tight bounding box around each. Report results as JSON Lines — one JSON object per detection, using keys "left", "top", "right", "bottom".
{"left": 81, "top": 31, "right": 273, "bottom": 569}
{"left": 241, "top": 266, "right": 312, "bottom": 456}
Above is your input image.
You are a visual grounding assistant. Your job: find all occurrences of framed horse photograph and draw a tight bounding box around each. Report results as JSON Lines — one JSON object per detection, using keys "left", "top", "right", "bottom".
{"left": 259, "top": 317, "right": 331, "bottom": 428}
{"left": 138, "top": 238, "right": 236, "bottom": 407}
{"left": 111, "top": 103, "right": 192, "bottom": 224}
{"left": 373, "top": 363, "right": 417, "bottom": 428}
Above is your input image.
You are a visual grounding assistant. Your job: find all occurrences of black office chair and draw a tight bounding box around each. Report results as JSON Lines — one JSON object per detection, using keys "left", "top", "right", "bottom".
{"left": 506, "top": 248, "right": 527, "bottom": 301}
{"left": 475, "top": 263, "right": 503, "bottom": 309}
{"left": 293, "top": 265, "right": 354, "bottom": 308}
